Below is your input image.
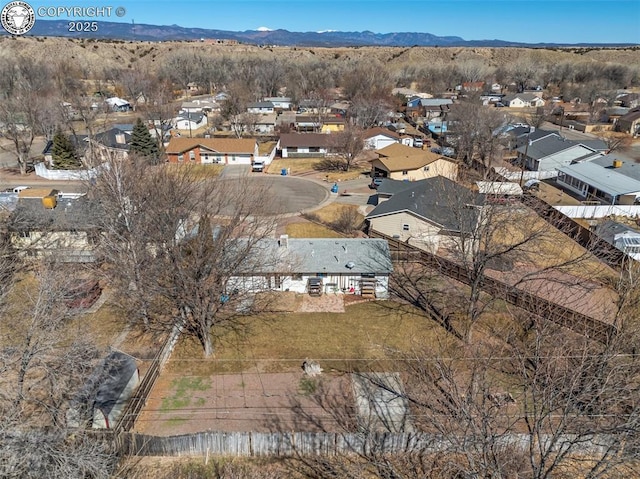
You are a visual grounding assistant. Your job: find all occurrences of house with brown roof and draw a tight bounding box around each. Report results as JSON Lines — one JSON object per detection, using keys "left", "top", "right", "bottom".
{"left": 278, "top": 133, "right": 333, "bottom": 158}
{"left": 165, "top": 137, "right": 258, "bottom": 165}
{"left": 369, "top": 143, "right": 458, "bottom": 182}
{"left": 616, "top": 108, "right": 640, "bottom": 136}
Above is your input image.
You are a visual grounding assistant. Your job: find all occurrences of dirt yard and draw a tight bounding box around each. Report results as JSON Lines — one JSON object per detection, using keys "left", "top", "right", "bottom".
{"left": 135, "top": 370, "right": 352, "bottom": 435}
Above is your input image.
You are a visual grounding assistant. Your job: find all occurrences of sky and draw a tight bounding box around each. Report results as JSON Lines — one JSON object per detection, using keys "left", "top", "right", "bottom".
{"left": 22, "top": 0, "right": 640, "bottom": 44}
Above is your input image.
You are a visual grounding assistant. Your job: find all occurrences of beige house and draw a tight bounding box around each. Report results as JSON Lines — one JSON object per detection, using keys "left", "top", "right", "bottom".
{"left": 370, "top": 143, "right": 458, "bottom": 182}
{"left": 9, "top": 189, "right": 101, "bottom": 263}
{"left": 366, "top": 177, "right": 484, "bottom": 254}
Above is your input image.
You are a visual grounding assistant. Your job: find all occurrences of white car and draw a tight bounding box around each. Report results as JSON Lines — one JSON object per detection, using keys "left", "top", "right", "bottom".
{"left": 12, "top": 186, "right": 30, "bottom": 193}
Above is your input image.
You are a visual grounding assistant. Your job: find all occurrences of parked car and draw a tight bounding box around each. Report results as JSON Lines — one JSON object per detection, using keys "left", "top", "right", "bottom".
{"left": 12, "top": 186, "right": 30, "bottom": 193}
{"left": 251, "top": 160, "right": 265, "bottom": 172}
{"left": 413, "top": 137, "right": 423, "bottom": 148}
{"left": 64, "top": 279, "right": 102, "bottom": 309}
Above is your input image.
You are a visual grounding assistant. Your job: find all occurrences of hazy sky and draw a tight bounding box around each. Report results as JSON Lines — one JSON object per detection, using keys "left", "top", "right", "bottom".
{"left": 25, "top": 0, "right": 640, "bottom": 44}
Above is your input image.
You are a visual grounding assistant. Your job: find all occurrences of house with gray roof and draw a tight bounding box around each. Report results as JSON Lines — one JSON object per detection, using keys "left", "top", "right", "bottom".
{"left": 557, "top": 154, "right": 640, "bottom": 205}
{"left": 518, "top": 135, "right": 602, "bottom": 172}
{"left": 616, "top": 108, "right": 640, "bottom": 136}
{"left": 247, "top": 101, "right": 275, "bottom": 114}
{"left": 594, "top": 220, "right": 640, "bottom": 261}
{"left": 229, "top": 237, "right": 393, "bottom": 298}
{"left": 406, "top": 98, "right": 453, "bottom": 120}
{"left": 8, "top": 189, "right": 102, "bottom": 262}
{"left": 366, "top": 176, "right": 485, "bottom": 253}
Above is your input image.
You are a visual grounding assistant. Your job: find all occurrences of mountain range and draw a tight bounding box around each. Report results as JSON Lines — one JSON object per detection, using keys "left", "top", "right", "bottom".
{"left": 12, "top": 19, "right": 636, "bottom": 47}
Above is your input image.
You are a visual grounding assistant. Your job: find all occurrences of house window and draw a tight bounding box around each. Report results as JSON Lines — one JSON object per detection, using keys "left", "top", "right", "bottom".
{"left": 309, "top": 147, "right": 320, "bottom": 153}
{"left": 178, "top": 154, "right": 184, "bottom": 162}
{"left": 423, "top": 166, "right": 430, "bottom": 171}
{"left": 402, "top": 170, "right": 408, "bottom": 175}
{"left": 402, "top": 224, "right": 410, "bottom": 231}
{"left": 189, "top": 151, "right": 195, "bottom": 161}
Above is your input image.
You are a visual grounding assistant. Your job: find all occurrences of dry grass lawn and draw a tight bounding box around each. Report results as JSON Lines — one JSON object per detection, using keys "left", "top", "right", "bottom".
{"left": 267, "top": 158, "right": 367, "bottom": 181}
{"left": 311, "top": 203, "right": 364, "bottom": 224}
{"left": 284, "top": 221, "right": 344, "bottom": 238}
{"left": 166, "top": 301, "right": 453, "bottom": 376}
{"left": 165, "top": 163, "right": 224, "bottom": 178}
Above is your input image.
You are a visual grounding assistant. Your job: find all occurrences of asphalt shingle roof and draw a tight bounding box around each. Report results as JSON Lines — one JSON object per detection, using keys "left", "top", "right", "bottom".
{"left": 366, "top": 176, "right": 485, "bottom": 232}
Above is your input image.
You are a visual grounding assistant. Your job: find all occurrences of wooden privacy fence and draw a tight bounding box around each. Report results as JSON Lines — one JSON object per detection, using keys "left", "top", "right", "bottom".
{"left": 118, "top": 431, "right": 608, "bottom": 458}
{"left": 489, "top": 166, "right": 628, "bottom": 272}
{"left": 520, "top": 194, "right": 627, "bottom": 271}
{"left": 369, "top": 230, "right": 617, "bottom": 344}
{"left": 113, "top": 320, "right": 183, "bottom": 433}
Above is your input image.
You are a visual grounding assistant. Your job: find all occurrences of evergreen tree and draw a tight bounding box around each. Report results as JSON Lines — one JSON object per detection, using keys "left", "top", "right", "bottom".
{"left": 129, "top": 118, "right": 159, "bottom": 163}
{"left": 51, "top": 129, "right": 82, "bottom": 170}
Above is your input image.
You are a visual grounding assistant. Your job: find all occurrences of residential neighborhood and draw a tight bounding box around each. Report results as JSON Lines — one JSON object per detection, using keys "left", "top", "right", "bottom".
{"left": 1, "top": 34, "right": 639, "bottom": 479}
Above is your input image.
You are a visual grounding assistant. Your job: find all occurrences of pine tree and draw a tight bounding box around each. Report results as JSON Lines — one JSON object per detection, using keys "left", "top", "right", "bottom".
{"left": 129, "top": 118, "right": 159, "bottom": 163}
{"left": 51, "top": 129, "right": 82, "bottom": 170}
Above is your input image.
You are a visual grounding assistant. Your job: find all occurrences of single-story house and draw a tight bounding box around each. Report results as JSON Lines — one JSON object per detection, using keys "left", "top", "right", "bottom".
{"left": 67, "top": 351, "right": 139, "bottom": 429}
{"left": 518, "top": 135, "right": 602, "bottom": 171}
{"left": 253, "top": 113, "right": 277, "bottom": 134}
{"left": 8, "top": 189, "right": 101, "bottom": 262}
{"left": 180, "top": 98, "right": 221, "bottom": 114}
{"left": 594, "top": 220, "right": 640, "bottom": 261}
{"left": 104, "top": 96, "right": 132, "bottom": 112}
{"left": 231, "top": 237, "right": 393, "bottom": 298}
{"left": 363, "top": 127, "right": 404, "bottom": 150}
{"left": 320, "top": 117, "right": 346, "bottom": 133}
{"left": 370, "top": 143, "right": 458, "bottom": 182}
{"left": 278, "top": 133, "right": 332, "bottom": 158}
{"left": 405, "top": 98, "right": 453, "bottom": 120}
{"left": 366, "top": 176, "right": 485, "bottom": 253}
{"left": 173, "top": 112, "right": 208, "bottom": 131}
{"left": 86, "top": 126, "right": 133, "bottom": 162}
{"left": 297, "top": 99, "right": 331, "bottom": 115}
{"left": 503, "top": 93, "right": 545, "bottom": 108}
{"left": 294, "top": 115, "right": 321, "bottom": 133}
{"left": 264, "top": 97, "right": 292, "bottom": 110}
{"left": 166, "top": 137, "right": 258, "bottom": 164}
{"left": 556, "top": 154, "right": 640, "bottom": 205}
{"left": 247, "top": 101, "right": 275, "bottom": 114}
{"left": 616, "top": 108, "right": 640, "bottom": 136}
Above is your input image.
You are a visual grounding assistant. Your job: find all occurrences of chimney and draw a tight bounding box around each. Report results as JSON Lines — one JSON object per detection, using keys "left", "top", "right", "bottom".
{"left": 278, "top": 234, "right": 289, "bottom": 248}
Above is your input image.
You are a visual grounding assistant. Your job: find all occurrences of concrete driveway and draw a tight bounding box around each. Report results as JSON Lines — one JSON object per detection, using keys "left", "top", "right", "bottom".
{"left": 219, "top": 164, "right": 249, "bottom": 178}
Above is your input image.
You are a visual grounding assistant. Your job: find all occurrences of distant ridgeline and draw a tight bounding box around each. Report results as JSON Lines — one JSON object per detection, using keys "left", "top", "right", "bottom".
{"left": 6, "top": 19, "right": 638, "bottom": 47}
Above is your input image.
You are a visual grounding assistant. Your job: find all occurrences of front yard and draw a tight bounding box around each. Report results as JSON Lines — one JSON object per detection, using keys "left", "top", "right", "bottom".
{"left": 267, "top": 157, "right": 368, "bottom": 182}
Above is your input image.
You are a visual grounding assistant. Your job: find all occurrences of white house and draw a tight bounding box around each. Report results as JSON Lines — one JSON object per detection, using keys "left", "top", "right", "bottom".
{"left": 278, "top": 133, "right": 332, "bottom": 158}
{"left": 503, "top": 93, "right": 546, "bottom": 108}
{"left": 104, "top": 96, "right": 132, "bottom": 112}
{"left": 173, "top": 112, "right": 208, "bottom": 131}
{"left": 247, "top": 101, "right": 275, "bottom": 114}
{"left": 253, "top": 113, "right": 277, "bottom": 134}
{"left": 231, "top": 237, "right": 393, "bottom": 298}
{"left": 264, "top": 97, "right": 292, "bottom": 110}
{"left": 363, "top": 127, "right": 404, "bottom": 150}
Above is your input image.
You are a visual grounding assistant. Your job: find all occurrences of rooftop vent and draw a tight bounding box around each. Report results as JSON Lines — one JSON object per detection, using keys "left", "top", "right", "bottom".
{"left": 346, "top": 261, "right": 355, "bottom": 269}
